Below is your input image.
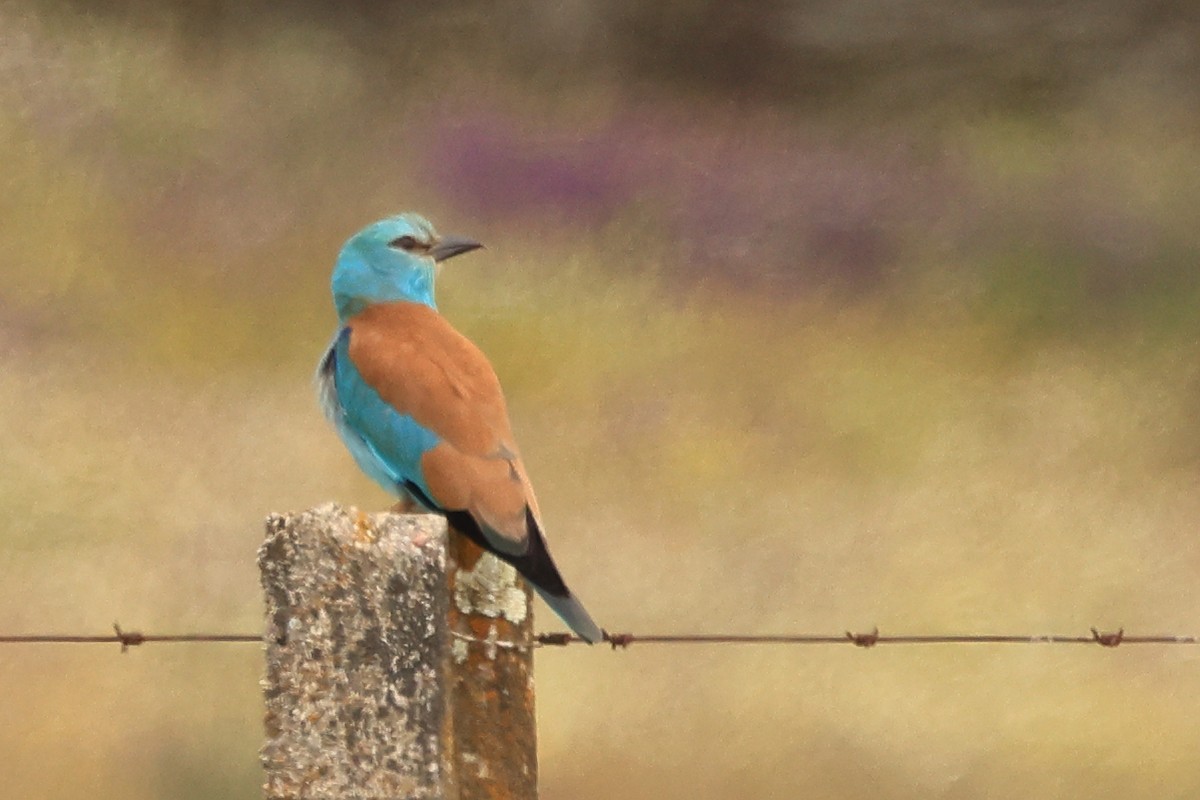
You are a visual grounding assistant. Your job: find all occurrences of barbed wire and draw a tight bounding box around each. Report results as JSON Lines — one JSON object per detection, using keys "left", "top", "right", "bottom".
{"left": 0, "top": 624, "right": 260, "bottom": 652}
{"left": 0, "top": 623, "right": 1195, "bottom": 652}
{"left": 580, "top": 628, "right": 1197, "bottom": 649}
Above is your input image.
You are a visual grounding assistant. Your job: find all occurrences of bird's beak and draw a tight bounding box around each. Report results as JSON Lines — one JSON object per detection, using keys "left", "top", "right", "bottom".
{"left": 429, "top": 235, "right": 483, "bottom": 263}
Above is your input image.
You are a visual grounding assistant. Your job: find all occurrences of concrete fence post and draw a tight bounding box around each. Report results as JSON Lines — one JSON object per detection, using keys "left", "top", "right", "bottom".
{"left": 258, "top": 503, "right": 537, "bottom": 800}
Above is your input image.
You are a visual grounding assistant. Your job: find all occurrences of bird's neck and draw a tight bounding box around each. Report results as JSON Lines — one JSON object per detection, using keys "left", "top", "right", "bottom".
{"left": 332, "top": 254, "right": 437, "bottom": 321}
{"left": 336, "top": 292, "right": 437, "bottom": 323}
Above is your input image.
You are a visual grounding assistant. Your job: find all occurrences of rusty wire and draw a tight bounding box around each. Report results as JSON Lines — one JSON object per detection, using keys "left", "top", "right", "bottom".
{"left": 0, "top": 623, "right": 1195, "bottom": 652}
{"left": 563, "top": 627, "right": 1196, "bottom": 649}
{"left": 533, "top": 627, "right": 1197, "bottom": 649}
{"left": 0, "top": 624, "right": 260, "bottom": 652}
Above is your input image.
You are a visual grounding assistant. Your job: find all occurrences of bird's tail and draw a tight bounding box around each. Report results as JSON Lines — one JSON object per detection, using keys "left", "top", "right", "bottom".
{"left": 444, "top": 503, "right": 606, "bottom": 644}
{"left": 533, "top": 586, "right": 605, "bottom": 645}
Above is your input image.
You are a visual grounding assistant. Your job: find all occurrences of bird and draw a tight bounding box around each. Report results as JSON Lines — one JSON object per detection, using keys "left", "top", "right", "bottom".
{"left": 317, "top": 212, "right": 604, "bottom": 643}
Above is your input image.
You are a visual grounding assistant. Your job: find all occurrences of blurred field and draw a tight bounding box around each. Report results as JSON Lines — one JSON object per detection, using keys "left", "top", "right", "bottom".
{"left": 2, "top": 2, "right": 1200, "bottom": 798}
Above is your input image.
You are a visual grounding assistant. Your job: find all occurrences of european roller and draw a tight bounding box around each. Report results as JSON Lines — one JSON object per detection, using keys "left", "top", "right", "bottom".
{"left": 317, "top": 213, "right": 604, "bottom": 644}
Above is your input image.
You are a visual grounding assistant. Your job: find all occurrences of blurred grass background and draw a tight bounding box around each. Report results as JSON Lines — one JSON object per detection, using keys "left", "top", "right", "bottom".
{"left": 2, "top": 1, "right": 1200, "bottom": 797}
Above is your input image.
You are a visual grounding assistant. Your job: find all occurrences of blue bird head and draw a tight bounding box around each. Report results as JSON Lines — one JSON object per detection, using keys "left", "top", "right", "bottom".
{"left": 331, "top": 213, "right": 483, "bottom": 321}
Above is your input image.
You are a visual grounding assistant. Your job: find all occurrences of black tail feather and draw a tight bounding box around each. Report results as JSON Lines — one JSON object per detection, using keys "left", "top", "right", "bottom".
{"left": 401, "top": 481, "right": 569, "bottom": 596}
{"left": 400, "top": 480, "right": 602, "bottom": 641}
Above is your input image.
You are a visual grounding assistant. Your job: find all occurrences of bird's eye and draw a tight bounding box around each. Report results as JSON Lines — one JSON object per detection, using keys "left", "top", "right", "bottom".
{"left": 389, "top": 235, "right": 419, "bottom": 251}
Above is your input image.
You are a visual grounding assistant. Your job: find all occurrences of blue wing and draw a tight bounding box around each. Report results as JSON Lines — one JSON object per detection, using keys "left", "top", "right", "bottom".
{"left": 317, "top": 327, "right": 439, "bottom": 499}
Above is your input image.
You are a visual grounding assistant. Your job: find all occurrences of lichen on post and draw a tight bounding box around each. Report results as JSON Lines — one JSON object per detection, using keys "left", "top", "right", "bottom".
{"left": 444, "top": 533, "right": 538, "bottom": 799}
{"left": 258, "top": 504, "right": 538, "bottom": 800}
